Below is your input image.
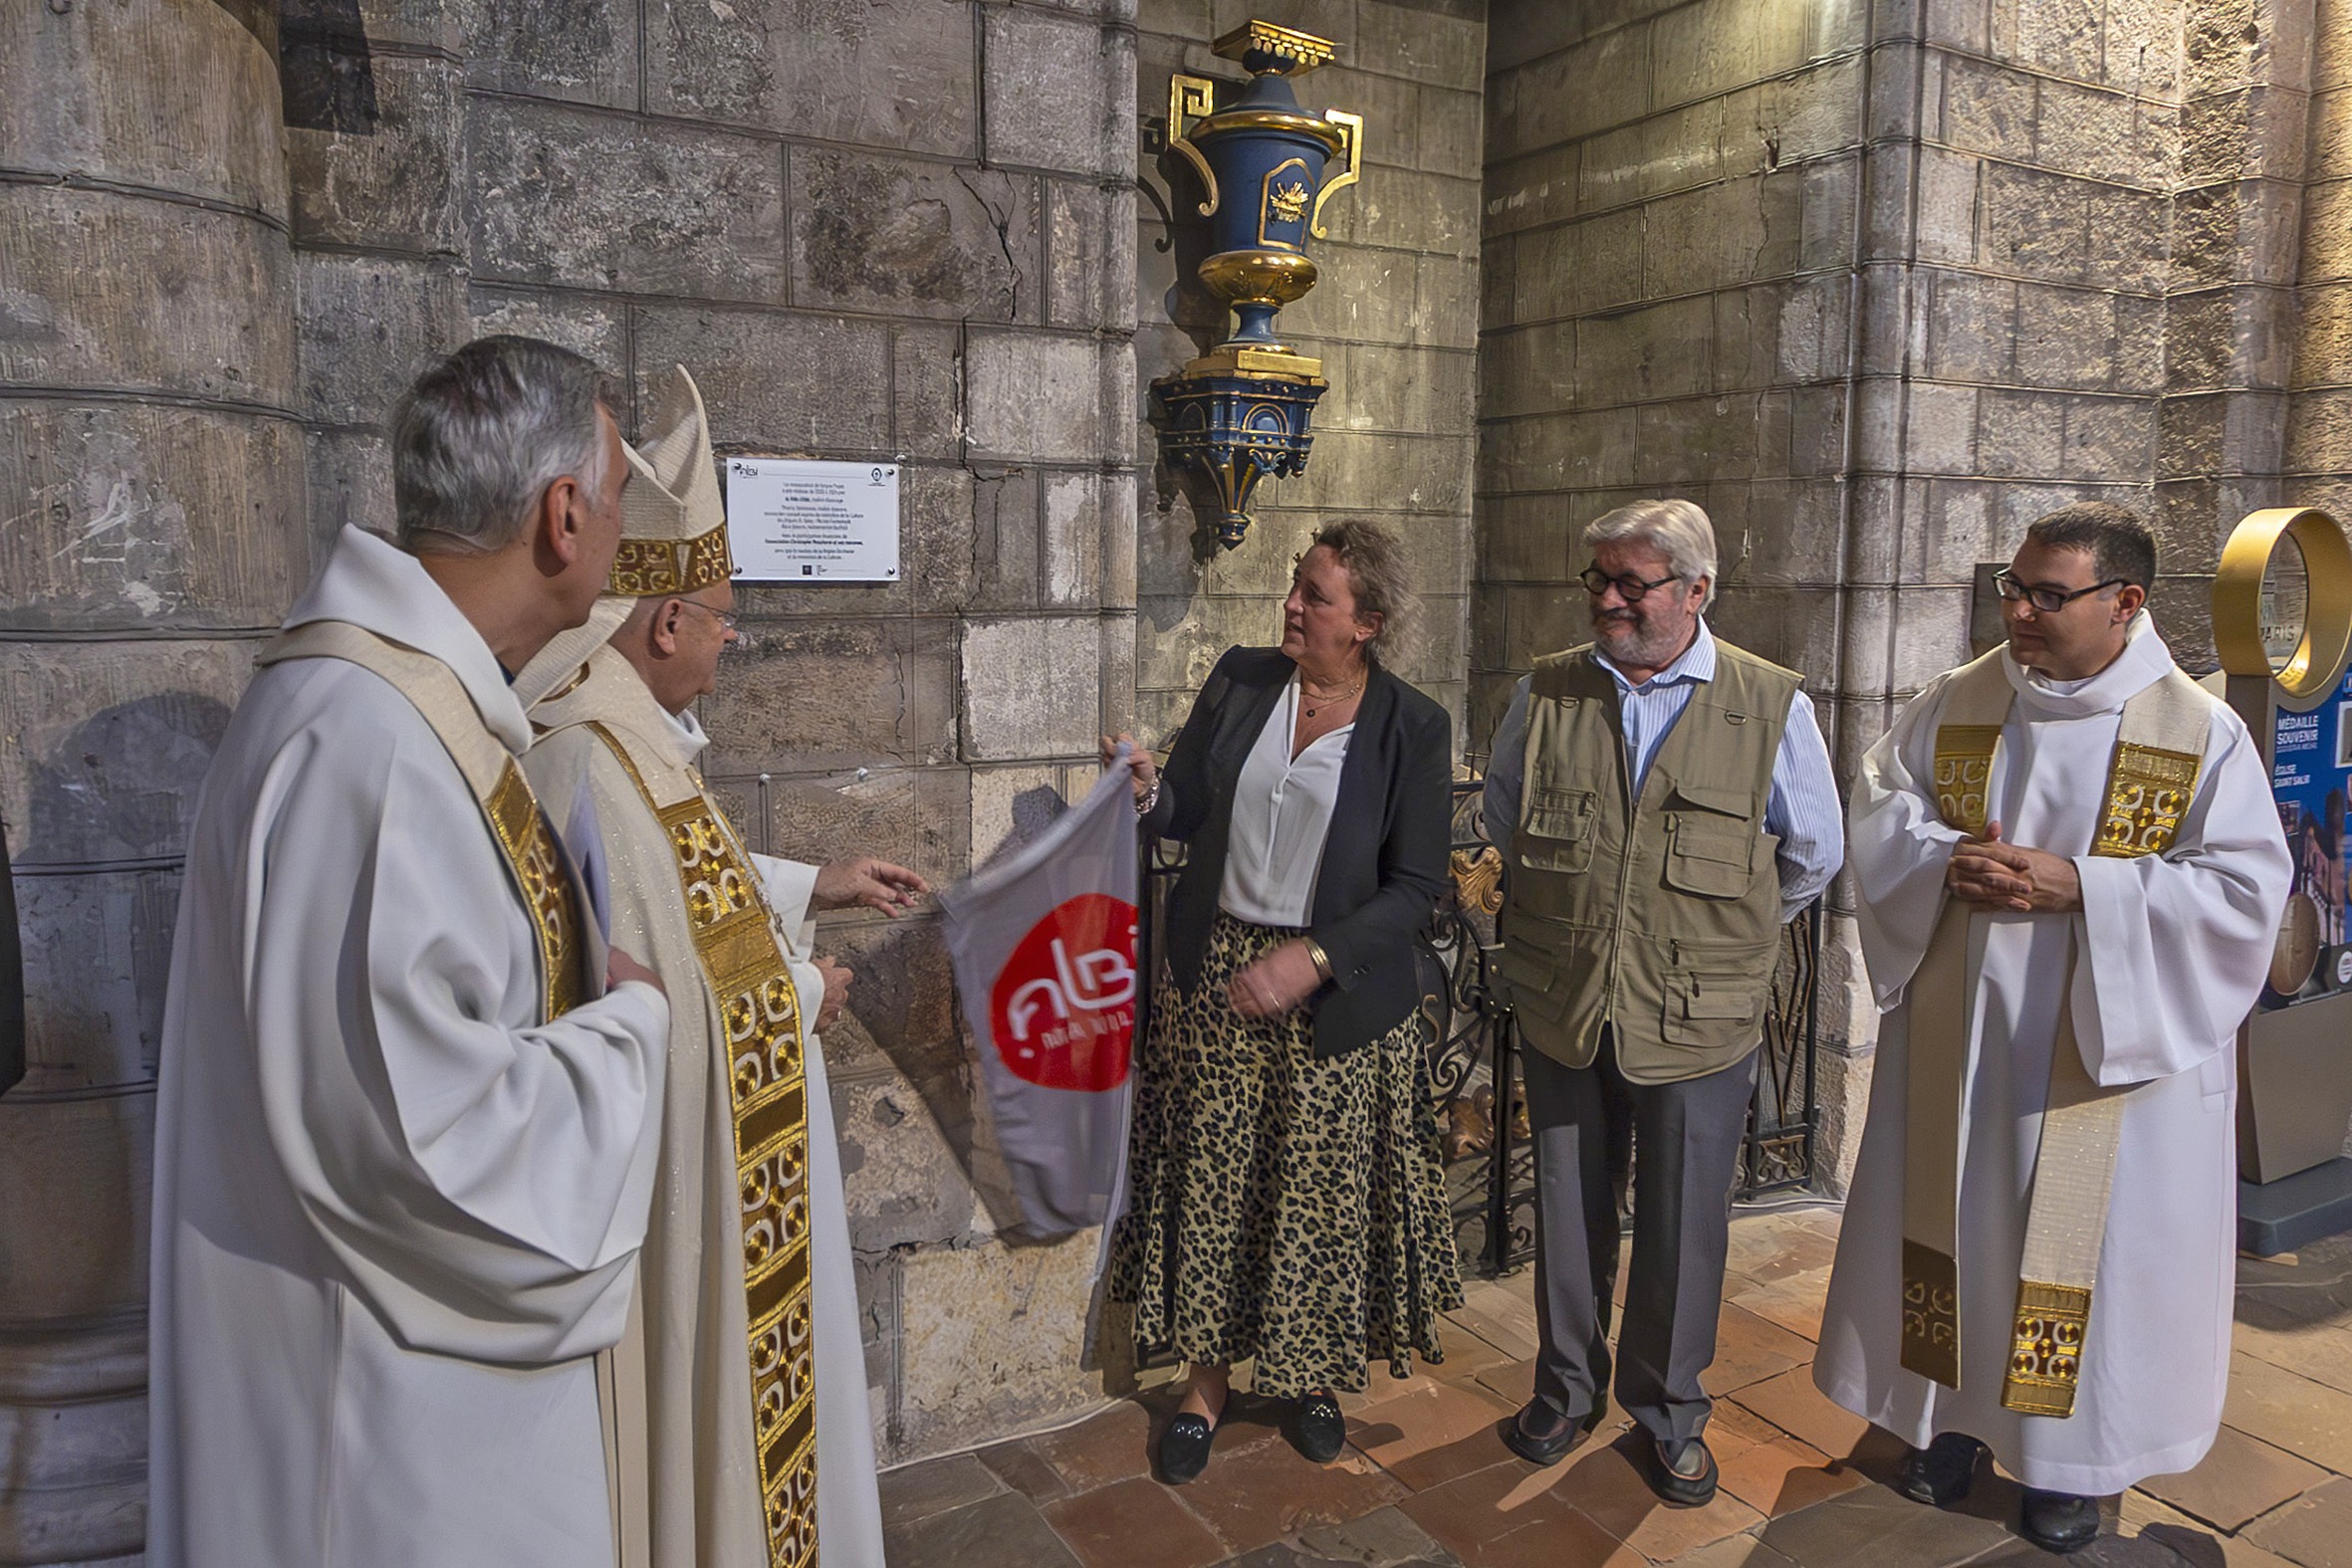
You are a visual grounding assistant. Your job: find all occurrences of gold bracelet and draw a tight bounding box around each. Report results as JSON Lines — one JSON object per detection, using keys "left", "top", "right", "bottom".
{"left": 1303, "top": 938, "right": 1332, "bottom": 981}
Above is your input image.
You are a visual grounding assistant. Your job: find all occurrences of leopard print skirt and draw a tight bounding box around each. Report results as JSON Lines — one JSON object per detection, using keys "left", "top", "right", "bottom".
{"left": 1108, "top": 912, "right": 1465, "bottom": 1398}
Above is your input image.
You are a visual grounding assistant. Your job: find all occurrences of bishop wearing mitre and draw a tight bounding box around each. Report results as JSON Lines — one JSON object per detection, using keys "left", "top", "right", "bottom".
{"left": 1812, "top": 503, "right": 2290, "bottom": 1555}
{"left": 516, "top": 365, "right": 925, "bottom": 1568}
{"left": 149, "top": 337, "right": 673, "bottom": 1566}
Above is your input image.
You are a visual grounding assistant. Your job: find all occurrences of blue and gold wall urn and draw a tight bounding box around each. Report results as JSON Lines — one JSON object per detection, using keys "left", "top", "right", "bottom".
{"left": 1152, "top": 21, "right": 1363, "bottom": 550}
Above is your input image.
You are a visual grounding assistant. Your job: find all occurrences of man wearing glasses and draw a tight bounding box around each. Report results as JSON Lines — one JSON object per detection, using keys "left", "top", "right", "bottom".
{"left": 516, "top": 367, "right": 925, "bottom": 1568}
{"left": 1482, "top": 499, "right": 1843, "bottom": 1502}
{"left": 1811, "top": 503, "right": 2286, "bottom": 1554}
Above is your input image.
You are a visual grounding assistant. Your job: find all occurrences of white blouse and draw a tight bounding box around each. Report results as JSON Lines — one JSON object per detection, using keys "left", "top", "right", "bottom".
{"left": 1218, "top": 673, "right": 1355, "bottom": 928}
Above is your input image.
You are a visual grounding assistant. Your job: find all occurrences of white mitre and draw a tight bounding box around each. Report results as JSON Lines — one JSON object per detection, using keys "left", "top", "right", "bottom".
{"left": 515, "top": 364, "right": 734, "bottom": 708}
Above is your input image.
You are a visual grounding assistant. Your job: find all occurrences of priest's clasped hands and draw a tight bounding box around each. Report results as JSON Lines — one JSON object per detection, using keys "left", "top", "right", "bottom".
{"left": 1945, "top": 821, "right": 2084, "bottom": 913}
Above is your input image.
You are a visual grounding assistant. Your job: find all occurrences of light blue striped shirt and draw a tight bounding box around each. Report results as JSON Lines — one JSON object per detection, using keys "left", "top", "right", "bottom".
{"left": 1482, "top": 620, "right": 1843, "bottom": 921}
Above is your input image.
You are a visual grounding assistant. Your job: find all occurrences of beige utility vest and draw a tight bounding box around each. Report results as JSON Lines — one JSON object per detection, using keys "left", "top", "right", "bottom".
{"left": 1497, "top": 640, "right": 1799, "bottom": 1085}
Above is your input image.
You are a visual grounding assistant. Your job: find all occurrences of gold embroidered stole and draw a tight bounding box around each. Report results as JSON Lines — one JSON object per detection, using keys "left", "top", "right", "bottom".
{"left": 257, "top": 621, "right": 585, "bottom": 1020}
{"left": 583, "top": 721, "right": 819, "bottom": 1568}
{"left": 1901, "top": 650, "right": 2209, "bottom": 1416}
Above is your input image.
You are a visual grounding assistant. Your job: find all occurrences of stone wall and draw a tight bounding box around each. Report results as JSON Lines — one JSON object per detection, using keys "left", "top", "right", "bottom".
{"left": 0, "top": 3, "right": 298, "bottom": 1561}
{"left": 1132, "top": 0, "right": 1486, "bottom": 750}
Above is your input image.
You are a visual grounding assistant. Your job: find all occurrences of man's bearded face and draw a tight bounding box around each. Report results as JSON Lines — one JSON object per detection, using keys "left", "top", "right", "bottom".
{"left": 1587, "top": 539, "right": 1707, "bottom": 671}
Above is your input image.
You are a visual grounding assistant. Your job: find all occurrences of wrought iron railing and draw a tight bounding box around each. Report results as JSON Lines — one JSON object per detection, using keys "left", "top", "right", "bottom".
{"left": 1136, "top": 774, "right": 1823, "bottom": 1277}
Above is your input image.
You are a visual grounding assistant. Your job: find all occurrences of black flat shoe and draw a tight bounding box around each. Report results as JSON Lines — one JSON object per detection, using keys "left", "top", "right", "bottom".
{"left": 1897, "top": 1432, "right": 1987, "bottom": 1506}
{"left": 1501, "top": 1398, "right": 1604, "bottom": 1466}
{"left": 1649, "top": 1436, "right": 1719, "bottom": 1506}
{"left": 1292, "top": 1392, "right": 1346, "bottom": 1463}
{"left": 2019, "top": 1489, "right": 2100, "bottom": 1554}
{"left": 1157, "top": 1412, "right": 1218, "bottom": 1484}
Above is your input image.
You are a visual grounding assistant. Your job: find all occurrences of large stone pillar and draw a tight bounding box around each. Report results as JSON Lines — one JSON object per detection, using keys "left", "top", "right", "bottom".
{"left": 0, "top": 2, "right": 304, "bottom": 1562}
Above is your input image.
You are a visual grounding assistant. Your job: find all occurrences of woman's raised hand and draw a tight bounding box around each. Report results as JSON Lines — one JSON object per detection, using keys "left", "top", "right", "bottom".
{"left": 1100, "top": 732, "right": 1158, "bottom": 803}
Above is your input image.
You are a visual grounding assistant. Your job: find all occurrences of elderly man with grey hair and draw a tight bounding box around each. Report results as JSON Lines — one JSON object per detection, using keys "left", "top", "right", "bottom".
{"left": 1482, "top": 497, "right": 1843, "bottom": 1503}
{"left": 148, "top": 336, "right": 675, "bottom": 1568}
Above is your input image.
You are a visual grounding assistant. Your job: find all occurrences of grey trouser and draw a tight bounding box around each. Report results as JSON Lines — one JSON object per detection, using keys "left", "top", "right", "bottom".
{"left": 1524, "top": 1027, "right": 1760, "bottom": 1445}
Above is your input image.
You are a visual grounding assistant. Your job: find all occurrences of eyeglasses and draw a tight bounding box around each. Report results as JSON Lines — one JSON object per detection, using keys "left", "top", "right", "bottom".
{"left": 1990, "top": 567, "right": 2125, "bottom": 615}
{"left": 676, "top": 599, "right": 739, "bottom": 632}
{"left": 1579, "top": 565, "right": 1681, "bottom": 602}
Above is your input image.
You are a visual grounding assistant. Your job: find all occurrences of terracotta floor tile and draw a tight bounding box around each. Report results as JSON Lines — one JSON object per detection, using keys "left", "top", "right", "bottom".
{"left": 1705, "top": 1400, "right": 1799, "bottom": 1452}
{"left": 1724, "top": 1368, "right": 1870, "bottom": 1461}
{"left": 2135, "top": 1423, "right": 2327, "bottom": 1534}
{"left": 1040, "top": 1474, "right": 1230, "bottom": 1568}
{"left": 2234, "top": 1317, "right": 2352, "bottom": 1402}
{"left": 2120, "top": 1489, "right": 2309, "bottom": 1567}
{"left": 1714, "top": 1435, "right": 1866, "bottom": 1519}
{"left": 1723, "top": 1208, "right": 1842, "bottom": 1289}
{"left": 877, "top": 1452, "right": 1006, "bottom": 1525}
{"left": 1448, "top": 1282, "right": 1543, "bottom": 1364}
{"left": 1708, "top": 1302, "right": 1814, "bottom": 1396}
{"left": 1663, "top": 1538, "right": 1801, "bottom": 1568}
{"left": 1351, "top": 1378, "right": 1527, "bottom": 1492}
{"left": 1294, "top": 1505, "right": 1470, "bottom": 1565}
{"left": 2245, "top": 1474, "right": 2352, "bottom": 1568}
{"left": 2226, "top": 1352, "right": 2352, "bottom": 1477}
{"left": 1719, "top": 1265, "right": 1832, "bottom": 1343}
{"left": 1473, "top": 1356, "right": 1537, "bottom": 1408}
{"left": 1341, "top": 1368, "right": 1448, "bottom": 1417}
{"left": 2237, "top": 1237, "right": 2352, "bottom": 1330}
{"left": 1755, "top": 1477, "right": 2013, "bottom": 1568}
{"left": 1396, "top": 1458, "right": 1645, "bottom": 1568}
{"left": 883, "top": 1488, "right": 1081, "bottom": 1568}
{"left": 1543, "top": 1430, "right": 1767, "bottom": 1562}
{"left": 1171, "top": 1427, "right": 1408, "bottom": 1551}
{"left": 1428, "top": 1318, "right": 1520, "bottom": 1385}
{"left": 974, "top": 1437, "right": 1071, "bottom": 1505}
{"left": 1028, "top": 1398, "right": 1160, "bottom": 1494}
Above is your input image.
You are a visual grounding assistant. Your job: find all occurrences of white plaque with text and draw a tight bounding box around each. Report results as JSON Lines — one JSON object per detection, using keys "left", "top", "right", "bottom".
{"left": 724, "top": 457, "right": 901, "bottom": 582}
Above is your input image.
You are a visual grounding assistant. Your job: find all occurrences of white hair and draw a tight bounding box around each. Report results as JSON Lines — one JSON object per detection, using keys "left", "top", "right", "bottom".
{"left": 1583, "top": 498, "right": 1720, "bottom": 608}
{"left": 390, "top": 336, "right": 616, "bottom": 556}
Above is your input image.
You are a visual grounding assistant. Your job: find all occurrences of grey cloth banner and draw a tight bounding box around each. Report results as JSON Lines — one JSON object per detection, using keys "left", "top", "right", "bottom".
{"left": 941, "top": 756, "right": 1140, "bottom": 1236}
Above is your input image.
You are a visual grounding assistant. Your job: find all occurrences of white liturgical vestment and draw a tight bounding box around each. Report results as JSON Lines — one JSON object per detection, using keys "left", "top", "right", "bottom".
{"left": 148, "top": 527, "right": 672, "bottom": 1568}
{"left": 1813, "top": 615, "right": 2289, "bottom": 1494}
{"left": 527, "top": 645, "right": 885, "bottom": 1568}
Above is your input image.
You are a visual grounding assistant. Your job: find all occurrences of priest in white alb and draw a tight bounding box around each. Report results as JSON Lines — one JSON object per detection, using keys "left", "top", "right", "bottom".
{"left": 1812, "top": 503, "right": 2290, "bottom": 1555}
{"left": 517, "top": 365, "right": 925, "bottom": 1568}
{"left": 149, "top": 336, "right": 675, "bottom": 1566}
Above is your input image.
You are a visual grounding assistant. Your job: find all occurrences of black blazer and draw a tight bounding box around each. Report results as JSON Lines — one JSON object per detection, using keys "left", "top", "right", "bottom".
{"left": 1144, "top": 645, "right": 1452, "bottom": 1059}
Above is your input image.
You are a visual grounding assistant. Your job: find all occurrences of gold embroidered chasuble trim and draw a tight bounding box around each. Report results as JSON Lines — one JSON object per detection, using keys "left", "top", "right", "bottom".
{"left": 583, "top": 720, "right": 820, "bottom": 1568}
{"left": 1902, "top": 650, "right": 2209, "bottom": 1417}
{"left": 257, "top": 621, "right": 586, "bottom": 1021}
{"left": 607, "top": 523, "right": 733, "bottom": 596}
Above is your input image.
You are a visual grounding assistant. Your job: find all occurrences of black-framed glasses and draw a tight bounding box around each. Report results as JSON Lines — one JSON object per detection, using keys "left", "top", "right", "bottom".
{"left": 1991, "top": 567, "right": 2124, "bottom": 614}
{"left": 1579, "top": 564, "right": 1681, "bottom": 601}
{"left": 676, "top": 599, "right": 739, "bottom": 632}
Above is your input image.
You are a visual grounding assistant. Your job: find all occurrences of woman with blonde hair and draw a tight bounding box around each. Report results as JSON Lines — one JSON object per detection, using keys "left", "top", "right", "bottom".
{"left": 1101, "top": 518, "right": 1463, "bottom": 1482}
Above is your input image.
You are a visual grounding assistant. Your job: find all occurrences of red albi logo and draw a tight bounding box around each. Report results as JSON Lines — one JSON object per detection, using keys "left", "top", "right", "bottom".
{"left": 988, "top": 892, "right": 1138, "bottom": 1092}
